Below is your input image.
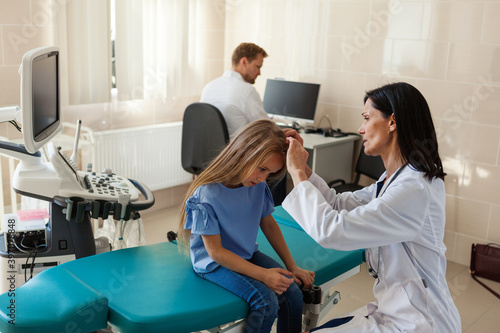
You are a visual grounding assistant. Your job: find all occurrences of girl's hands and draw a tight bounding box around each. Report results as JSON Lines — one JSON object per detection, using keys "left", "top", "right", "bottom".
{"left": 263, "top": 268, "right": 294, "bottom": 295}
{"left": 262, "top": 266, "right": 315, "bottom": 295}
{"left": 290, "top": 266, "right": 315, "bottom": 290}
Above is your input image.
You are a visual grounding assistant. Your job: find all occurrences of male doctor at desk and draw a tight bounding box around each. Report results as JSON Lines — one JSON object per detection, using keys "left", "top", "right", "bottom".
{"left": 200, "top": 42, "right": 269, "bottom": 138}
{"left": 283, "top": 82, "right": 461, "bottom": 332}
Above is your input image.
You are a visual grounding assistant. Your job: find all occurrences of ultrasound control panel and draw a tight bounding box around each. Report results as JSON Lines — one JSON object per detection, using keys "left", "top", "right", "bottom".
{"left": 49, "top": 144, "right": 140, "bottom": 202}
{"left": 84, "top": 172, "right": 139, "bottom": 200}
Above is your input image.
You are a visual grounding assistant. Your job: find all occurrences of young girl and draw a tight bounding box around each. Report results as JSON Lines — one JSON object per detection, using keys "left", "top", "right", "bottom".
{"left": 178, "top": 119, "right": 315, "bottom": 333}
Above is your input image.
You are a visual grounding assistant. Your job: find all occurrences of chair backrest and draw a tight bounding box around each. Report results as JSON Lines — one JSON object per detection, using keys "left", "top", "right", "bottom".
{"left": 354, "top": 144, "right": 385, "bottom": 183}
{"left": 181, "top": 103, "right": 229, "bottom": 175}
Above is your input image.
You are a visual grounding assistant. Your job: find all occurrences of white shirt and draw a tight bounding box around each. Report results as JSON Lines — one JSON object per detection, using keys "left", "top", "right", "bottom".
{"left": 283, "top": 167, "right": 461, "bottom": 333}
{"left": 200, "top": 70, "right": 269, "bottom": 138}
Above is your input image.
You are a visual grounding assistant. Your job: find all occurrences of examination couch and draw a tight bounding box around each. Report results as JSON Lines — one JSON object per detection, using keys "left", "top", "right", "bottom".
{"left": 0, "top": 206, "right": 364, "bottom": 333}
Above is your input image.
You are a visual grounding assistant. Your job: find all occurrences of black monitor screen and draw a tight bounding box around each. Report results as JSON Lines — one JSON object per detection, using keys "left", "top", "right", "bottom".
{"left": 32, "top": 52, "right": 58, "bottom": 141}
{"left": 263, "top": 79, "right": 320, "bottom": 122}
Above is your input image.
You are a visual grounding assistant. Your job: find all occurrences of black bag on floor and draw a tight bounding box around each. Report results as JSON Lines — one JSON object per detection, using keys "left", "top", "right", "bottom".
{"left": 470, "top": 243, "right": 500, "bottom": 298}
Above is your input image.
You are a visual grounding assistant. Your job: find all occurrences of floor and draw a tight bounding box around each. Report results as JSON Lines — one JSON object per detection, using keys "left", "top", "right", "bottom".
{"left": 142, "top": 206, "right": 500, "bottom": 333}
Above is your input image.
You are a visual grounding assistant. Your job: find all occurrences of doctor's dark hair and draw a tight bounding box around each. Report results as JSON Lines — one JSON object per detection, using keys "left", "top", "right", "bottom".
{"left": 177, "top": 119, "right": 287, "bottom": 254}
{"left": 231, "top": 43, "right": 268, "bottom": 67}
{"left": 364, "top": 82, "right": 446, "bottom": 181}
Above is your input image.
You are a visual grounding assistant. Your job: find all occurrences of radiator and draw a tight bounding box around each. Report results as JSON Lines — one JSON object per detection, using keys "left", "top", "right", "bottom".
{"left": 89, "top": 122, "right": 192, "bottom": 191}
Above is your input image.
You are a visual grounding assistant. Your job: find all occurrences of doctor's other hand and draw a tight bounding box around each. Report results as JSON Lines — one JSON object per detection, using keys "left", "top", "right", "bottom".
{"left": 286, "top": 137, "right": 310, "bottom": 186}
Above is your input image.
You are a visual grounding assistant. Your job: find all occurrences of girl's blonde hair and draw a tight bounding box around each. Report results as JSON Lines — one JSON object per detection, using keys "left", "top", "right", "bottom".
{"left": 177, "top": 119, "right": 287, "bottom": 254}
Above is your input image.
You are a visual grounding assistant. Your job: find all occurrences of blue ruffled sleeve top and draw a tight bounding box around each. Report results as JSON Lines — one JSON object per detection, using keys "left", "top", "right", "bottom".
{"left": 185, "top": 182, "right": 275, "bottom": 273}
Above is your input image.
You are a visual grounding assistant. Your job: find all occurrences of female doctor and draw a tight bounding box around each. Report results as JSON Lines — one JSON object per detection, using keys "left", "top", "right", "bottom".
{"left": 284, "top": 82, "right": 461, "bottom": 332}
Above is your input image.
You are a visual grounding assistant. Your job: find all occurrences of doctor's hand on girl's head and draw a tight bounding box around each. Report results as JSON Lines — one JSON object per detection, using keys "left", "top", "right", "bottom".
{"left": 283, "top": 128, "right": 304, "bottom": 146}
{"left": 286, "top": 137, "right": 310, "bottom": 185}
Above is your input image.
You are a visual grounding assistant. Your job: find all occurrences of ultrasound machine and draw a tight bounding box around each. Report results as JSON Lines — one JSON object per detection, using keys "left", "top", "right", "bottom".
{"left": 0, "top": 46, "right": 155, "bottom": 292}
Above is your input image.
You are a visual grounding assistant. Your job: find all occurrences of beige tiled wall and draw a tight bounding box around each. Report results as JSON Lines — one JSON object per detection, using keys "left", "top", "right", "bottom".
{"left": 0, "top": 0, "right": 223, "bottom": 214}
{"left": 222, "top": 0, "right": 500, "bottom": 266}
{"left": 0, "top": 0, "right": 54, "bottom": 106}
{"left": 0, "top": 0, "right": 55, "bottom": 206}
{"left": 1, "top": 0, "right": 499, "bottom": 266}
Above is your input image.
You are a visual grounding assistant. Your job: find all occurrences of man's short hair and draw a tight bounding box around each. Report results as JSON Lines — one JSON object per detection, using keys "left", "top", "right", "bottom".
{"left": 231, "top": 43, "right": 268, "bottom": 67}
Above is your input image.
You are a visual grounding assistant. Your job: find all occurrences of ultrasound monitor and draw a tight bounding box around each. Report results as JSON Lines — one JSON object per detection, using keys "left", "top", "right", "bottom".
{"left": 19, "top": 46, "right": 62, "bottom": 154}
{"left": 263, "top": 79, "right": 320, "bottom": 125}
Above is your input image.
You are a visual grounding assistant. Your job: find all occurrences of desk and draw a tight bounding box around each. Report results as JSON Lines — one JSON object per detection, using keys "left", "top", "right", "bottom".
{"left": 301, "top": 133, "right": 360, "bottom": 184}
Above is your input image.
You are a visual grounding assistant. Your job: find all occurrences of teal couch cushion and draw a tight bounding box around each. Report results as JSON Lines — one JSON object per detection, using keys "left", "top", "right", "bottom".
{"left": 0, "top": 266, "right": 108, "bottom": 333}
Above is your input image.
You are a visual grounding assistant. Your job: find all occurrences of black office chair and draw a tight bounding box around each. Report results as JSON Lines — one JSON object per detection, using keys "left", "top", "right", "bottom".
{"left": 181, "top": 103, "right": 229, "bottom": 175}
{"left": 327, "top": 145, "right": 385, "bottom": 192}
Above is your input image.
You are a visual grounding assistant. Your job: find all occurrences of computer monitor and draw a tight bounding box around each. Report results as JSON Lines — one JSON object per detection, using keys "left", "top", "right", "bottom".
{"left": 263, "top": 79, "right": 320, "bottom": 125}
{"left": 19, "top": 46, "right": 62, "bottom": 154}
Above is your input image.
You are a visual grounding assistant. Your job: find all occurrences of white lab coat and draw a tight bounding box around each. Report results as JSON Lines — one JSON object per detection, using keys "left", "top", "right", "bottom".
{"left": 282, "top": 166, "right": 461, "bottom": 332}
